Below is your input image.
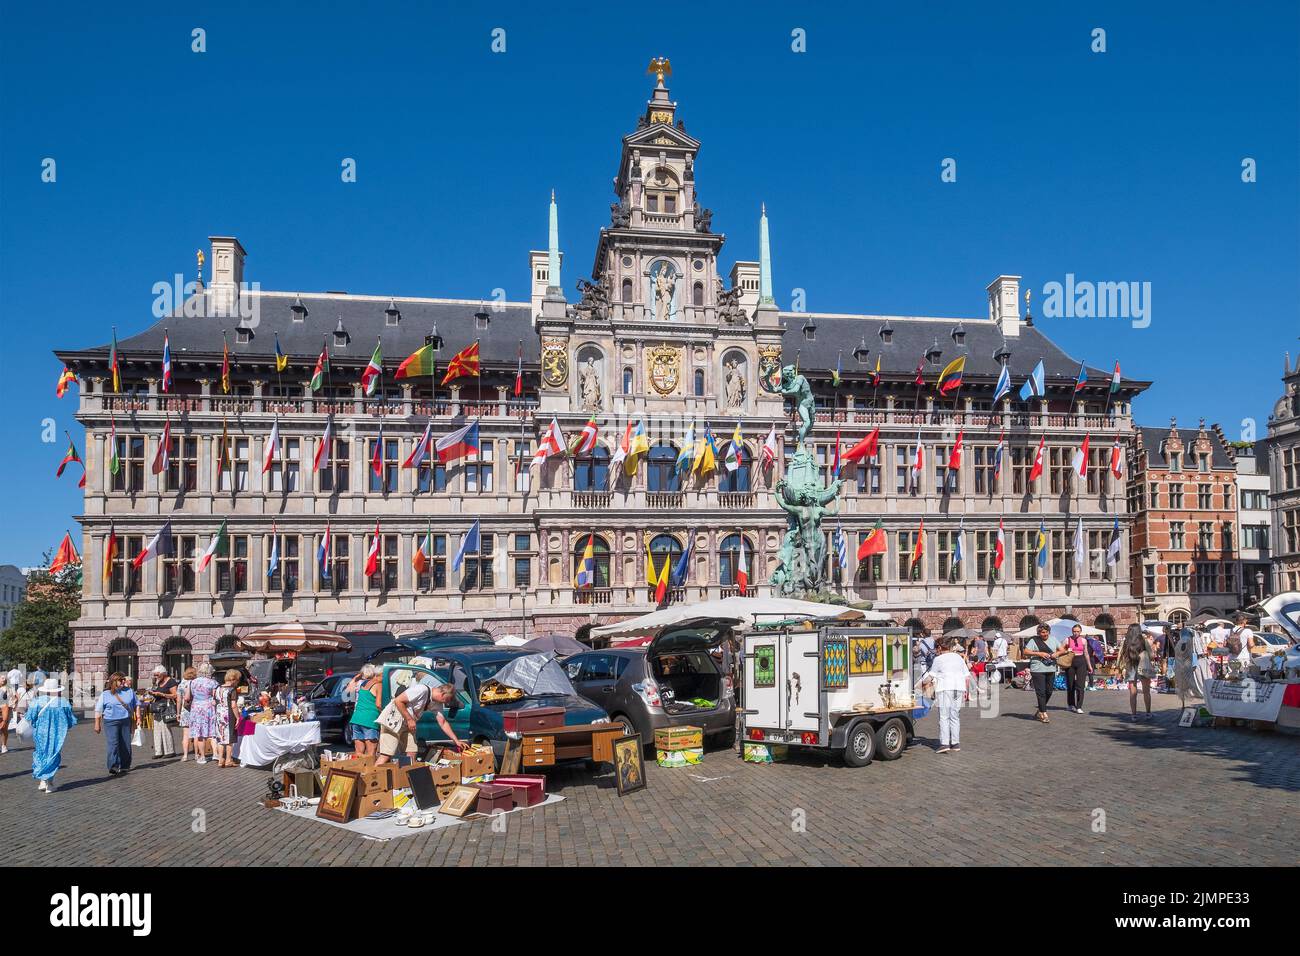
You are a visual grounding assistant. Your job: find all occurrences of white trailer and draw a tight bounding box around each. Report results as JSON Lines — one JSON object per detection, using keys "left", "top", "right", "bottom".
{"left": 741, "top": 625, "right": 918, "bottom": 766}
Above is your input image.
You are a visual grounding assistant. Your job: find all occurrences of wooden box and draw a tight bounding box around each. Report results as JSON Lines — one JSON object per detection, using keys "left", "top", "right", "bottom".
{"left": 473, "top": 782, "right": 515, "bottom": 814}
{"left": 654, "top": 725, "right": 704, "bottom": 751}
{"left": 494, "top": 774, "right": 546, "bottom": 808}
{"left": 458, "top": 746, "right": 495, "bottom": 779}
{"left": 281, "top": 770, "right": 319, "bottom": 799}
{"left": 502, "top": 707, "right": 566, "bottom": 734}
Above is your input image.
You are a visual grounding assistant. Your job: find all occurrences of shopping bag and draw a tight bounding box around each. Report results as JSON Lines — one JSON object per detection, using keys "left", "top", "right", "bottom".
{"left": 15, "top": 717, "right": 31, "bottom": 738}
{"left": 131, "top": 726, "right": 144, "bottom": 748}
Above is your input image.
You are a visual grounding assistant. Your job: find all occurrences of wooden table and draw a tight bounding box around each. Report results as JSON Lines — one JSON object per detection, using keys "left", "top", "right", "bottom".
{"left": 500, "top": 722, "right": 624, "bottom": 774}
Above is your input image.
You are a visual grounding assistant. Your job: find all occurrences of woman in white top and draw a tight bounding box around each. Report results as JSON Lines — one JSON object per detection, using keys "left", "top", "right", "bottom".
{"left": 919, "top": 638, "right": 974, "bottom": 754}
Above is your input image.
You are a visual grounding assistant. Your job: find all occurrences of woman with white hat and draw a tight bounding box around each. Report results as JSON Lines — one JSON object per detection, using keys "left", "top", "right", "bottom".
{"left": 27, "top": 677, "right": 77, "bottom": 792}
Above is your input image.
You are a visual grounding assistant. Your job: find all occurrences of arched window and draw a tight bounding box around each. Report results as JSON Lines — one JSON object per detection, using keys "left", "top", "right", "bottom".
{"left": 1019, "top": 614, "right": 1040, "bottom": 632}
{"left": 1094, "top": 613, "right": 1116, "bottom": 645}
{"left": 1169, "top": 609, "right": 1190, "bottom": 628}
{"left": 693, "top": 369, "right": 705, "bottom": 396}
{"left": 621, "top": 278, "right": 633, "bottom": 303}
{"left": 718, "top": 533, "right": 751, "bottom": 587}
{"left": 214, "top": 634, "right": 238, "bottom": 654}
{"left": 162, "top": 637, "right": 193, "bottom": 677}
{"left": 981, "top": 616, "right": 1004, "bottom": 632}
{"left": 573, "top": 446, "right": 611, "bottom": 491}
{"left": 904, "top": 617, "right": 927, "bottom": 640}
{"left": 649, "top": 534, "right": 684, "bottom": 587}
{"left": 622, "top": 367, "right": 634, "bottom": 395}
{"left": 647, "top": 444, "right": 680, "bottom": 492}
{"left": 942, "top": 616, "right": 965, "bottom": 636}
{"left": 692, "top": 281, "right": 704, "bottom": 306}
{"left": 572, "top": 534, "right": 611, "bottom": 589}
{"left": 106, "top": 638, "right": 139, "bottom": 684}
{"left": 719, "top": 443, "right": 752, "bottom": 492}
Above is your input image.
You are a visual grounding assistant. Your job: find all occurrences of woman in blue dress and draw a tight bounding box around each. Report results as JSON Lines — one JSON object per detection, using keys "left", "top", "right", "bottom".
{"left": 28, "top": 677, "right": 77, "bottom": 793}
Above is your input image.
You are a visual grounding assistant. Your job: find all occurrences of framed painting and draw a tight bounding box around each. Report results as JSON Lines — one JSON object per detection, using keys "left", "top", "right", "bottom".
{"left": 316, "top": 768, "right": 360, "bottom": 824}
{"left": 612, "top": 734, "right": 647, "bottom": 796}
{"left": 753, "top": 644, "right": 776, "bottom": 688}
{"left": 438, "top": 784, "right": 480, "bottom": 817}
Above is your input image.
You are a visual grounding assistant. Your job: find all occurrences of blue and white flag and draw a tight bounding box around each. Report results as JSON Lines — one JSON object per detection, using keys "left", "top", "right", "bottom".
{"left": 452, "top": 518, "right": 481, "bottom": 572}
{"left": 266, "top": 526, "right": 280, "bottom": 579}
{"left": 953, "top": 519, "right": 965, "bottom": 566}
{"left": 1019, "top": 360, "right": 1045, "bottom": 402}
{"left": 992, "top": 363, "right": 1011, "bottom": 403}
{"left": 834, "top": 524, "right": 849, "bottom": 570}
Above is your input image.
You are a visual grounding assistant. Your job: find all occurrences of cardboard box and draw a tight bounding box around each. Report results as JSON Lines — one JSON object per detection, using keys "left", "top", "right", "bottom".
{"left": 656, "top": 747, "right": 703, "bottom": 768}
{"left": 502, "top": 706, "right": 565, "bottom": 734}
{"left": 435, "top": 783, "right": 458, "bottom": 804}
{"left": 355, "top": 790, "right": 394, "bottom": 819}
{"left": 494, "top": 774, "right": 546, "bottom": 808}
{"left": 654, "top": 726, "right": 704, "bottom": 751}
{"left": 458, "top": 746, "right": 495, "bottom": 779}
{"left": 389, "top": 761, "right": 430, "bottom": 790}
{"left": 319, "top": 754, "right": 375, "bottom": 776}
{"left": 358, "top": 766, "right": 395, "bottom": 796}
{"left": 742, "top": 743, "right": 788, "bottom": 764}
{"left": 429, "top": 763, "right": 460, "bottom": 787}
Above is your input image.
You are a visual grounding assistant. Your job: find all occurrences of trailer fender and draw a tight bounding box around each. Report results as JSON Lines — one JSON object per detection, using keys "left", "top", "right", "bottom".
{"left": 829, "top": 713, "right": 915, "bottom": 750}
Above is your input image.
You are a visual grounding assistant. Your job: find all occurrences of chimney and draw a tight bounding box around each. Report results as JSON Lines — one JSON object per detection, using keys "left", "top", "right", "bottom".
{"left": 987, "top": 275, "right": 1021, "bottom": 338}
{"left": 528, "top": 250, "right": 563, "bottom": 325}
{"left": 208, "top": 236, "right": 247, "bottom": 316}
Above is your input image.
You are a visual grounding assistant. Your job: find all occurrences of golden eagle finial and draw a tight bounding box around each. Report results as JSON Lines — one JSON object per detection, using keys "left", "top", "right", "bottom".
{"left": 646, "top": 57, "right": 672, "bottom": 83}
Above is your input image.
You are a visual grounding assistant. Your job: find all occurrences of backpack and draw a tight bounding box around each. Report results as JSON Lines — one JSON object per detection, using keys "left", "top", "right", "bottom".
{"left": 1225, "top": 628, "right": 1244, "bottom": 656}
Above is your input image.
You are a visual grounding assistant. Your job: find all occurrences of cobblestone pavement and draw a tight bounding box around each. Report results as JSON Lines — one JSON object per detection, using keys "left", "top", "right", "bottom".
{"left": 3, "top": 686, "right": 1297, "bottom": 866}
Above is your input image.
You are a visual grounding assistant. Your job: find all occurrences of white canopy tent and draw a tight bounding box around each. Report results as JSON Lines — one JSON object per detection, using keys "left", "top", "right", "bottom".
{"left": 1012, "top": 618, "right": 1105, "bottom": 639}
{"left": 590, "top": 596, "right": 888, "bottom": 644}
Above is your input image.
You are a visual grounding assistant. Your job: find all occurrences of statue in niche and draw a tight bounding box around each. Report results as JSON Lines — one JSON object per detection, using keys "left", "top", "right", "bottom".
{"left": 579, "top": 357, "right": 602, "bottom": 411}
{"left": 724, "top": 359, "right": 746, "bottom": 411}
{"left": 653, "top": 264, "right": 676, "bottom": 321}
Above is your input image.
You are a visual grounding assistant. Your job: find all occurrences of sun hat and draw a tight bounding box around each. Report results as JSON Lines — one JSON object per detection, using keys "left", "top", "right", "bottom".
{"left": 38, "top": 678, "right": 63, "bottom": 694}
{"left": 152, "top": 665, "right": 168, "bottom": 675}
{"left": 6, "top": 668, "right": 20, "bottom": 687}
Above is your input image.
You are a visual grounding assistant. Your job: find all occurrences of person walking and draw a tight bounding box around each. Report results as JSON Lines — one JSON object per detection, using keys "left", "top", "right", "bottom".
{"left": 1024, "top": 623, "right": 1062, "bottom": 723}
{"left": 177, "top": 665, "right": 196, "bottom": 760}
{"left": 27, "top": 677, "right": 77, "bottom": 792}
{"left": 0, "top": 669, "right": 20, "bottom": 755}
{"left": 186, "top": 663, "right": 220, "bottom": 765}
{"left": 145, "top": 665, "right": 179, "bottom": 758}
{"left": 345, "top": 664, "right": 382, "bottom": 757}
{"left": 94, "top": 672, "right": 139, "bottom": 776}
{"left": 212, "top": 669, "right": 241, "bottom": 768}
{"left": 1118, "top": 624, "right": 1158, "bottom": 721}
{"left": 1062, "top": 623, "right": 1095, "bottom": 715}
{"left": 919, "top": 638, "right": 973, "bottom": 754}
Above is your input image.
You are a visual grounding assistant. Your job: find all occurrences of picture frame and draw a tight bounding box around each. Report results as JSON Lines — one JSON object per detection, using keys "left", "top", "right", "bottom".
{"left": 849, "top": 636, "right": 884, "bottom": 676}
{"left": 612, "top": 734, "right": 647, "bottom": 796}
{"left": 316, "top": 768, "right": 360, "bottom": 824}
{"left": 406, "top": 764, "right": 440, "bottom": 812}
{"left": 438, "top": 784, "right": 480, "bottom": 817}
{"left": 1178, "top": 707, "right": 1197, "bottom": 728}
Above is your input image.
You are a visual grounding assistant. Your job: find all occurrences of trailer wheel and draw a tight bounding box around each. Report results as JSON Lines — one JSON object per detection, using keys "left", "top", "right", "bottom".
{"left": 843, "top": 721, "right": 876, "bottom": 767}
{"left": 875, "top": 718, "right": 908, "bottom": 760}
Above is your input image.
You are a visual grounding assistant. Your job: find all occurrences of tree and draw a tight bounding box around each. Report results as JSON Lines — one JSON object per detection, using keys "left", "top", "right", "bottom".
{"left": 0, "top": 562, "right": 79, "bottom": 672}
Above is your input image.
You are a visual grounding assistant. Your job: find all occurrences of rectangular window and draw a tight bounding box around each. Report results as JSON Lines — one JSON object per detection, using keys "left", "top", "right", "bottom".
{"left": 1170, "top": 521, "right": 1185, "bottom": 550}
{"left": 416, "top": 534, "right": 447, "bottom": 591}
{"left": 1014, "top": 530, "right": 1038, "bottom": 582}
{"left": 854, "top": 459, "right": 881, "bottom": 495}
{"left": 218, "top": 438, "right": 250, "bottom": 493}
{"left": 1168, "top": 563, "right": 1190, "bottom": 592}
{"left": 1286, "top": 509, "right": 1300, "bottom": 553}
{"left": 1223, "top": 562, "right": 1236, "bottom": 594}
{"left": 896, "top": 531, "right": 921, "bottom": 581}
{"left": 1197, "top": 483, "right": 1212, "bottom": 509}
{"left": 165, "top": 436, "right": 198, "bottom": 493}
{"left": 1149, "top": 482, "right": 1160, "bottom": 509}
{"left": 855, "top": 535, "right": 883, "bottom": 584}
{"left": 269, "top": 437, "right": 301, "bottom": 493}
{"left": 268, "top": 534, "right": 300, "bottom": 593}
{"left": 417, "top": 456, "right": 448, "bottom": 494}
{"left": 1168, "top": 451, "right": 1181, "bottom": 472}
{"left": 367, "top": 534, "right": 400, "bottom": 591}
{"left": 1169, "top": 483, "right": 1184, "bottom": 509}
{"left": 1012, "top": 446, "right": 1032, "bottom": 495}
{"left": 110, "top": 535, "right": 144, "bottom": 595}
{"left": 936, "top": 530, "right": 962, "bottom": 582}
{"left": 1242, "top": 524, "right": 1269, "bottom": 550}
{"left": 112, "top": 435, "right": 146, "bottom": 493}
{"left": 323, "top": 534, "right": 349, "bottom": 591}
{"left": 1088, "top": 530, "right": 1111, "bottom": 580}
{"left": 217, "top": 535, "right": 249, "bottom": 593}
{"left": 512, "top": 533, "right": 532, "bottom": 588}
{"left": 1086, "top": 447, "right": 1108, "bottom": 497}
{"left": 513, "top": 440, "right": 532, "bottom": 493}
{"left": 464, "top": 441, "right": 495, "bottom": 494}
{"left": 895, "top": 444, "right": 920, "bottom": 494}
{"left": 163, "top": 535, "right": 197, "bottom": 595}
{"left": 1195, "top": 562, "right": 1217, "bottom": 593}
{"left": 1048, "top": 447, "right": 1072, "bottom": 496}
{"left": 1144, "top": 564, "right": 1157, "bottom": 594}
{"left": 369, "top": 439, "right": 400, "bottom": 493}
{"left": 461, "top": 533, "right": 495, "bottom": 590}
{"left": 974, "top": 530, "right": 994, "bottom": 581}
{"left": 1050, "top": 530, "right": 1073, "bottom": 581}
{"left": 318, "top": 438, "right": 350, "bottom": 493}
{"left": 1197, "top": 522, "right": 1214, "bottom": 553}
{"left": 973, "top": 447, "right": 994, "bottom": 495}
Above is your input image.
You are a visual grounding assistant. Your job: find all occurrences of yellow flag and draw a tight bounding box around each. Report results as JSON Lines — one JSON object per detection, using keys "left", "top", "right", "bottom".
{"left": 644, "top": 535, "right": 659, "bottom": 587}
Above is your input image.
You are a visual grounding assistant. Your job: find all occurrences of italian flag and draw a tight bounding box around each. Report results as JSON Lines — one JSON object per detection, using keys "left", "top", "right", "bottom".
{"left": 310, "top": 346, "right": 329, "bottom": 392}
{"left": 361, "top": 341, "right": 383, "bottom": 396}
{"left": 1110, "top": 361, "right": 1122, "bottom": 395}
{"left": 735, "top": 534, "right": 749, "bottom": 596}
{"left": 195, "top": 519, "right": 228, "bottom": 572}
{"left": 364, "top": 521, "right": 381, "bottom": 577}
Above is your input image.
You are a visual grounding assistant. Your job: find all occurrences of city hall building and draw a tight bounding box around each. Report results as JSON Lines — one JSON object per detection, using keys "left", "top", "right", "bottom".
{"left": 56, "top": 72, "right": 1148, "bottom": 679}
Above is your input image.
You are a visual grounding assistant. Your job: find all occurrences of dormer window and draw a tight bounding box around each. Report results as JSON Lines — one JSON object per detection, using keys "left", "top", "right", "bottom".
{"left": 879, "top": 321, "right": 893, "bottom": 344}
{"left": 853, "top": 338, "right": 870, "bottom": 364}
{"left": 474, "top": 308, "right": 490, "bottom": 331}
{"left": 291, "top": 296, "right": 308, "bottom": 323}
{"left": 425, "top": 330, "right": 443, "bottom": 352}
{"left": 802, "top": 320, "right": 816, "bottom": 341}
{"left": 333, "top": 320, "right": 349, "bottom": 349}
{"left": 385, "top": 300, "right": 401, "bottom": 327}
{"left": 236, "top": 327, "right": 253, "bottom": 345}
{"left": 926, "top": 341, "right": 942, "bottom": 365}
{"left": 951, "top": 323, "right": 966, "bottom": 345}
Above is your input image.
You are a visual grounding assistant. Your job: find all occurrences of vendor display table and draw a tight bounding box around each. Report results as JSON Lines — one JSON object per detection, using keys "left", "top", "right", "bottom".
{"left": 239, "top": 720, "right": 321, "bottom": 768}
{"left": 499, "top": 722, "right": 623, "bottom": 773}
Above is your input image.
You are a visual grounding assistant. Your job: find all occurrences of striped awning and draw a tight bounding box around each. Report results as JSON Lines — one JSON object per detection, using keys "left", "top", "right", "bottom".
{"left": 236, "top": 623, "right": 353, "bottom": 653}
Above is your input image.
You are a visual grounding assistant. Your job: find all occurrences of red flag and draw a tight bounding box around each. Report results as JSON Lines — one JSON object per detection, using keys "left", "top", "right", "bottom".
{"left": 911, "top": 520, "right": 926, "bottom": 571}
{"left": 913, "top": 361, "right": 925, "bottom": 387}
{"left": 364, "top": 522, "right": 381, "bottom": 577}
{"left": 50, "top": 532, "right": 80, "bottom": 574}
{"left": 440, "top": 342, "right": 481, "bottom": 386}
{"left": 735, "top": 535, "right": 749, "bottom": 596}
{"left": 56, "top": 366, "right": 77, "bottom": 398}
{"left": 947, "top": 429, "right": 963, "bottom": 471}
{"left": 842, "top": 427, "right": 879, "bottom": 465}
{"left": 151, "top": 420, "right": 172, "bottom": 475}
{"left": 1110, "top": 435, "right": 1125, "bottom": 478}
{"left": 513, "top": 343, "right": 523, "bottom": 397}
{"left": 995, "top": 519, "right": 1006, "bottom": 570}
{"left": 857, "top": 520, "right": 887, "bottom": 560}
{"left": 1028, "top": 435, "right": 1045, "bottom": 484}
{"left": 371, "top": 422, "right": 385, "bottom": 478}
{"left": 1072, "top": 433, "right": 1091, "bottom": 478}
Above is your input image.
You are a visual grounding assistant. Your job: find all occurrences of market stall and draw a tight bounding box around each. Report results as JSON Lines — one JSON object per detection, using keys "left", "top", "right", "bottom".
{"left": 239, "top": 720, "right": 321, "bottom": 768}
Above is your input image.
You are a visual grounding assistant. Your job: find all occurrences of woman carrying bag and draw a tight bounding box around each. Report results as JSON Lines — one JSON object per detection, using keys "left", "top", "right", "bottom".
{"left": 27, "top": 677, "right": 77, "bottom": 792}
{"left": 94, "top": 672, "right": 139, "bottom": 776}
{"left": 145, "top": 665, "right": 179, "bottom": 758}
{"left": 918, "top": 638, "right": 975, "bottom": 754}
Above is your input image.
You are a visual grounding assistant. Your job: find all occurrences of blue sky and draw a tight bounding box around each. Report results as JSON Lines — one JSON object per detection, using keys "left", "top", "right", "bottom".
{"left": 1, "top": 1, "right": 1297, "bottom": 565}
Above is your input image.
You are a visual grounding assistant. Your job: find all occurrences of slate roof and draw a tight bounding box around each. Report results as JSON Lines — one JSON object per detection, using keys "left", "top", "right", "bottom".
{"left": 1137, "top": 426, "right": 1235, "bottom": 469}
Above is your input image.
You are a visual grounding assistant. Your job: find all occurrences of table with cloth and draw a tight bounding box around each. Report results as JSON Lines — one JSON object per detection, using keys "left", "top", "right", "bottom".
{"left": 238, "top": 720, "right": 321, "bottom": 768}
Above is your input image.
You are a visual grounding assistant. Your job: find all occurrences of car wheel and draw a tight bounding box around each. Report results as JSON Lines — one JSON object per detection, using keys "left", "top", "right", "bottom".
{"left": 874, "top": 718, "right": 907, "bottom": 761}
{"left": 842, "top": 721, "right": 876, "bottom": 768}
{"left": 612, "top": 714, "right": 636, "bottom": 737}
{"left": 342, "top": 722, "right": 354, "bottom": 746}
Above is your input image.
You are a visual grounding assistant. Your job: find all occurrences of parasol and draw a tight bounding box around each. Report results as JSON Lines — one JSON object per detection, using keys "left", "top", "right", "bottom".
{"left": 236, "top": 623, "right": 353, "bottom": 654}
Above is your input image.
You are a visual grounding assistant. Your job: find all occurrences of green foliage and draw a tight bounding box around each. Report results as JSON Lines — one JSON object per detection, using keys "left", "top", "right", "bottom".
{"left": 0, "top": 565, "right": 79, "bottom": 671}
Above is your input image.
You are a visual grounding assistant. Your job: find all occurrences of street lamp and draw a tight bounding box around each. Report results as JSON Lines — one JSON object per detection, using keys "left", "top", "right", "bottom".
{"left": 1255, "top": 570, "right": 1266, "bottom": 604}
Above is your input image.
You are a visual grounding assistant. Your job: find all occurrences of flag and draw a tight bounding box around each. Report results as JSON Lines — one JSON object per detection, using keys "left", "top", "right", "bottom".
{"left": 1028, "top": 435, "right": 1045, "bottom": 484}
{"left": 394, "top": 343, "right": 437, "bottom": 380}
{"left": 361, "top": 341, "right": 383, "bottom": 396}
{"left": 436, "top": 419, "right": 480, "bottom": 464}
{"left": 1072, "top": 433, "right": 1090, "bottom": 478}
{"left": 514, "top": 343, "right": 523, "bottom": 397}
{"left": 645, "top": 538, "right": 669, "bottom": 604}
{"left": 274, "top": 333, "right": 288, "bottom": 373}
{"left": 857, "top": 520, "right": 887, "bottom": 560}
{"left": 953, "top": 519, "right": 965, "bottom": 567}
{"left": 133, "top": 520, "right": 174, "bottom": 569}
{"left": 693, "top": 424, "right": 718, "bottom": 476}
{"left": 161, "top": 334, "right": 173, "bottom": 392}
{"left": 532, "top": 417, "right": 566, "bottom": 467}
{"left": 609, "top": 422, "right": 632, "bottom": 486}
{"left": 1018, "top": 360, "right": 1045, "bottom": 402}
{"left": 109, "top": 418, "right": 121, "bottom": 476}
{"left": 992, "top": 363, "right": 1011, "bottom": 403}
{"left": 56, "top": 366, "right": 77, "bottom": 398}
{"left": 151, "top": 419, "right": 172, "bottom": 475}
{"left": 670, "top": 532, "right": 693, "bottom": 587}
{"left": 831, "top": 352, "right": 842, "bottom": 387}
{"left": 911, "top": 433, "right": 924, "bottom": 488}
{"left": 110, "top": 330, "right": 121, "bottom": 392}
{"left": 573, "top": 533, "right": 597, "bottom": 589}
{"left": 310, "top": 345, "right": 329, "bottom": 392}
{"left": 216, "top": 417, "right": 232, "bottom": 475}
{"left": 947, "top": 429, "right": 963, "bottom": 472}
{"left": 913, "top": 360, "right": 925, "bottom": 387}
{"left": 831, "top": 429, "right": 841, "bottom": 477}
{"left": 195, "top": 519, "right": 228, "bottom": 572}
{"left": 1073, "top": 360, "right": 1088, "bottom": 394}
{"left": 936, "top": 356, "right": 965, "bottom": 394}
{"left": 56, "top": 438, "right": 81, "bottom": 479}
{"left": 993, "top": 430, "right": 1006, "bottom": 480}
{"left": 676, "top": 423, "right": 696, "bottom": 477}
{"left": 318, "top": 522, "right": 332, "bottom": 581}
{"left": 314, "top": 417, "right": 333, "bottom": 473}
{"left": 911, "top": 520, "right": 925, "bottom": 575}
{"left": 995, "top": 519, "right": 1006, "bottom": 570}
{"left": 439, "top": 341, "right": 481, "bottom": 386}
{"left": 413, "top": 522, "right": 434, "bottom": 575}
{"left": 761, "top": 424, "right": 779, "bottom": 468}
{"left": 220, "top": 338, "right": 231, "bottom": 394}
{"left": 871, "top": 354, "right": 882, "bottom": 387}
{"left": 1110, "top": 435, "right": 1125, "bottom": 478}
{"left": 725, "top": 422, "right": 744, "bottom": 473}
{"left": 50, "top": 533, "right": 80, "bottom": 574}
{"left": 104, "top": 523, "right": 118, "bottom": 582}
{"left": 570, "top": 417, "right": 599, "bottom": 456}
{"left": 842, "top": 427, "right": 879, "bottom": 467}
{"left": 1073, "top": 515, "right": 1086, "bottom": 576}
{"left": 1035, "top": 521, "right": 1048, "bottom": 570}
{"left": 1109, "top": 361, "right": 1122, "bottom": 395}
{"left": 403, "top": 420, "right": 434, "bottom": 468}
{"left": 364, "top": 521, "right": 382, "bottom": 577}
{"left": 262, "top": 418, "right": 279, "bottom": 474}
{"left": 624, "top": 420, "right": 650, "bottom": 476}
{"left": 735, "top": 535, "right": 749, "bottom": 595}
{"left": 452, "top": 519, "right": 480, "bottom": 572}
{"left": 266, "top": 524, "right": 280, "bottom": 579}
{"left": 834, "top": 523, "right": 849, "bottom": 570}
{"left": 370, "top": 422, "right": 385, "bottom": 478}
{"left": 1107, "top": 517, "right": 1122, "bottom": 567}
